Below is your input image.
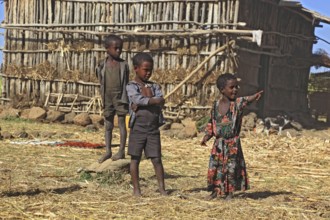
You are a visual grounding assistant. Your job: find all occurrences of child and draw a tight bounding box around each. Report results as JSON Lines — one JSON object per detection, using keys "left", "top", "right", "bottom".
{"left": 201, "top": 73, "right": 263, "bottom": 200}
{"left": 126, "top": 52, "right": 167, "bottom": 197}
{"left": 96, "top": 35, "right": 129, "bottom": 163}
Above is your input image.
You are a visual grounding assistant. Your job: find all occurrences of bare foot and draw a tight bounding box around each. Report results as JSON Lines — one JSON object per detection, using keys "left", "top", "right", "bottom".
{"left": 159, "top": 190, "right": 168, "bottom": 196}
{"left": 112, "top": 151, "right": 125, "bottom": 161}
{"left": 98, "top": 152, "right": 112, "bottom": 163}
{"left": 225, "top": 192, "right": 233, "bottom": 201}
{"left": 133, "top": 189, "right": 142, "bottom": 197}
{"left": 205, "top": 191, "right": 218, "bottom": 200}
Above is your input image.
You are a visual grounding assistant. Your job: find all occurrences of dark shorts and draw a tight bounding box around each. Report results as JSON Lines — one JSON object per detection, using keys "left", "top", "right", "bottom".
{"left": 104, "top": 91, "right": 128, "bottom": 117}
{"left": 128, "top": 127, "right": 161, "bottom": 158}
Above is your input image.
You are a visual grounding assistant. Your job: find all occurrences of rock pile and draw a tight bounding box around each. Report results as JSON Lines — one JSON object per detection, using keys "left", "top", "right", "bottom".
{"left": 0, "top": 106, "right": 104, "bottom": 128}
{"left": 1, "top": 106, "right": 324, "bottom": 140}
{"left": 161, "top": 117, "right": 198, "bottom": 139}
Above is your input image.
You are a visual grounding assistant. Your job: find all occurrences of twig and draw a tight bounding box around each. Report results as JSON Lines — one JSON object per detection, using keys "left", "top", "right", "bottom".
{"left": 6, "top": 202, "right": 34, "bottom": 219}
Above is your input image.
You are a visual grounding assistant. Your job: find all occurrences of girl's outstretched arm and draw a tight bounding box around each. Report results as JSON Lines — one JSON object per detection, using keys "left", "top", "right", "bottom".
{"left": 247, "top": 90, "right": 263, "bottom": 103}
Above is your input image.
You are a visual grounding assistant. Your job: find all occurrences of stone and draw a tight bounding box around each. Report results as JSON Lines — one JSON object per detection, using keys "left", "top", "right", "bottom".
{"left": 13, "top": 130, "right": 29, "bottom": 139}
{"left": 171, "top": 122, "right": 185, "bottom": 130}
{"left": 283, "top": 128, "right": 301, "bottom": 138}
{"left": 1, "top": 131, "right": 13, "bottom": 139}
{"left": 290, "top": 121, "right": 303, "bottom": 131}
{"left": 62, "top": 112, "right": 76, "bottom": 124}
{"left": 0, "top": 107, "right": 20, "bottom": 119}
{"left": 242, "top": 112, "right": 257, "bottom": 131}
{"left": 20, "top": 109, "right": 31, "bottom": 120}
{"left": 159, "top": 122, "right": 171, "bottom": 131}
{"left": 40, "top": 131, "right": 56, "bottom": 138}
{"left": 85, "top": 159, "right": 131, "bottom": 173}
{"left": 60, "top": 133, "right": 74, "bottom": 139}
{"left": 46, "top": 110, "right": 65, "bottom": 122}
{"left": 167, "top": 119, "right": 198, "bottom": 139}
{"left": 85, "top": 124, "right": 98, "bottom": 132}
{"left": 29, "top": 131, "right": 40, "bottom": 138}
{"left": 89, "top": 114, "right": 104, "bottom": 126}
{"left": 73, "top": 113, "right": 92, "bottom": 126}
{"left": 176, "top": 126, "right": 198, "bottom": 139}
{"left": 28, "top": 107, "right": 46, "bottom": 120}
{"left": 160, "top": 130, "right": 176, "bottom": 138}
{"left": 181, "top": 117, "right": 195, "bottom": 127}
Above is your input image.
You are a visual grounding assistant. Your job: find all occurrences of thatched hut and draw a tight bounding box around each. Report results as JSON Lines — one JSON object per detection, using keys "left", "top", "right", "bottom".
{"left": 1, "top": 0, "right": 329, "bottom": 118}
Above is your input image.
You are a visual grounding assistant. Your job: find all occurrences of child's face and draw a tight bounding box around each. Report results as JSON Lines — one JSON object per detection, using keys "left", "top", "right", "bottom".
{"left": 106, "top": 40, "right": 123, "bottom": 59}
{"left": 221, "top": 79, "right": 239, "bottom": 100}
{"left": 134, "top": 61, "right": 153, "bottom": 82}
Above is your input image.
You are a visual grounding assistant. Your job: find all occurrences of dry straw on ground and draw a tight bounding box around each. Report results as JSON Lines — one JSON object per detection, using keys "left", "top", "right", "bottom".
{"left": 0, "top": 119, "right": 329, "bottom": 219}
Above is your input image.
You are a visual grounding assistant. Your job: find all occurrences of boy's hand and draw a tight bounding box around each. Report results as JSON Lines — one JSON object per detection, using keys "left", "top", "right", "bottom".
{"left": 149, "top": 97, "right": 165, "bottom": 106}
{"left": 158, "top": 97, "right": 165, "bottom": 106}
{"left": 131, "top": 103, "right": 138, "bottom": 112}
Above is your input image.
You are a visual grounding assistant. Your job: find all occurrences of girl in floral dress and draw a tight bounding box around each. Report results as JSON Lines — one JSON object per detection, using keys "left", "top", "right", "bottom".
{"left": 201, "top": 73, "right": 263, "bottom": 200}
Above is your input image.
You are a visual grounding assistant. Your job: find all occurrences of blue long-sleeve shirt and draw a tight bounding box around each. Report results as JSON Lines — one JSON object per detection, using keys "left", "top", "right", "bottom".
{"left": 126, "top": 81, "right": 165, "bottom": 128}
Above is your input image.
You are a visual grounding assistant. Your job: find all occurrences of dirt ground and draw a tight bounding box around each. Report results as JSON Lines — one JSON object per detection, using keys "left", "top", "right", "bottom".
{"left": 0, "top": 118, "right": 329, "bottom": 219}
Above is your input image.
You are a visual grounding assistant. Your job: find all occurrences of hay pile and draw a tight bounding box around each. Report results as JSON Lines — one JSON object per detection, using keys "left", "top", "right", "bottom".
{"left": 4, "top": 62, "right": 95, "bottom": 83}
{"left": 0, "top": 119, "right": 329, "bottom": 219}
{"left": 4, "top": 40, "right": 95, "bottom": 82}
{"left": 5, "top": 62, "right": 58, "bottom": 80}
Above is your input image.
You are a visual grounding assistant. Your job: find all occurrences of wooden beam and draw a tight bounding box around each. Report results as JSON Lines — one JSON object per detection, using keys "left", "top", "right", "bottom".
{"left": 0, "top": 21, "right": 247, "bottom": 28}
{"left": 237, "top": 47, "right": 291, "bottom": 57}
{"left": 1, "top": 49, "right": 226, "bottom": 56}
{"left": 1, "top": 26, "right": 259, "bottom": 38}
{"left": 278, "top": 0, "right": 301, "bottom": 7}
{"left": 54, "top": 0, "right": 221, "bottom": 3}
{"left": 0, "top": 74, "right": 100, "bottom": 86}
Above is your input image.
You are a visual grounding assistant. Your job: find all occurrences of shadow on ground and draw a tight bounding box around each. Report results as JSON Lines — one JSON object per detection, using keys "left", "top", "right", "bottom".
{"left": 237, "top": 190, "right": 293, "bottom": 199}
{"left": 1, "top": 184, "right": 82, "bottom": 197}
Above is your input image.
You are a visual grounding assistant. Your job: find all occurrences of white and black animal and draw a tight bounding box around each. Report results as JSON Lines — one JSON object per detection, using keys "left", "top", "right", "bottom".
{"left": 263, "top": 115, "right": 292, "bottom": 136}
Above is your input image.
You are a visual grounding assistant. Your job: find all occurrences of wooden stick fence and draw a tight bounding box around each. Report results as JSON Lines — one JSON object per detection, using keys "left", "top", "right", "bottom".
{"left": 1, "top": 0, "right": 244, "bottom": 111}
{"left": 2, "top": 0, "right": 242, "bottom": 80}
{"left": 2, "top": 0, "right": 321, "bottom": 116}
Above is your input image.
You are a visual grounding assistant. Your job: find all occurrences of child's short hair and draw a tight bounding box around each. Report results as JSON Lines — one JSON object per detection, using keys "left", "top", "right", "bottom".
{"left": 216, "top": 73, "right": 237, "bottom": 90}
{"left": 104, "top": 35, "right": 123, "bottom": 48}
{"left": 132, "top": 52, "right": 153, "bottom": 67}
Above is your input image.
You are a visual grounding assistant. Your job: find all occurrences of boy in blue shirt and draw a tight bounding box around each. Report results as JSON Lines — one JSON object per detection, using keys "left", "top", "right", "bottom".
{"left": 126, "top": 53, "right": 167, "bottom": 197}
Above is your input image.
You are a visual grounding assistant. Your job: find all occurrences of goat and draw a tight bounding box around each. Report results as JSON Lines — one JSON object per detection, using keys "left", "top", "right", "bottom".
{"left": 262, "top": 115, "right": 291, "bottom": 136}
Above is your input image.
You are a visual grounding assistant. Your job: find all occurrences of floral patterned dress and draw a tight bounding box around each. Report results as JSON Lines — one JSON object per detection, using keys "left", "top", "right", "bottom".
{"left": 203, "top": 97, "right": 250, "bottom": 195}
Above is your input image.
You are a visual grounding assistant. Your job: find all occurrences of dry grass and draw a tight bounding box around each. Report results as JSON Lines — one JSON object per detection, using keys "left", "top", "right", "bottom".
{"left": 5, "top": 62, "right": 58, "bottom": 80}
{"left": 0, "top": 119, "right": 329, "bottom": 219}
